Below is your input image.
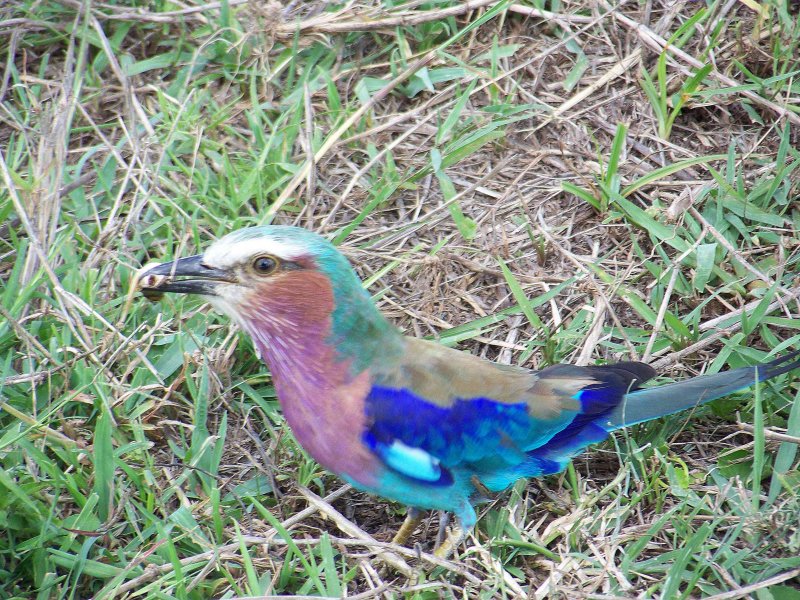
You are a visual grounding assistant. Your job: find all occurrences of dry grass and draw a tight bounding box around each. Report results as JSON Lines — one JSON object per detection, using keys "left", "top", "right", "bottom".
{"left": 1, "top": 0, "right": 800, "bottom": 598}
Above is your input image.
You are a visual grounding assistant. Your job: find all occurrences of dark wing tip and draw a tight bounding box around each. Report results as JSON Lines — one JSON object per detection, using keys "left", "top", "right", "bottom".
{"left": 760, "top": 349, "right": 800, "bottom": 381}
{"left": 608, "top": 361, "right": 658, "bottom": 387}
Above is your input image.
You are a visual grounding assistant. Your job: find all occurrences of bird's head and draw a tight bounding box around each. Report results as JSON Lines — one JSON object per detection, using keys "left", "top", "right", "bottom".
{"left": 139, "top": 226, "right": 400, "bottom": 370}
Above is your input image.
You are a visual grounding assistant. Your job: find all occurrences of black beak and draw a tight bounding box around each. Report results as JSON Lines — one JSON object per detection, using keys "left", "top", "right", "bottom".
{"left": 138, "top": 255, "right": 233, "bottom": 299}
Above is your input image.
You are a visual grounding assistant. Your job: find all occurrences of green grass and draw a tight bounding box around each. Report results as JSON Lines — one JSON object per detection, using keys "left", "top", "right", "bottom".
{"left": 1, "top": 0, "right": 800, "bottom": 598}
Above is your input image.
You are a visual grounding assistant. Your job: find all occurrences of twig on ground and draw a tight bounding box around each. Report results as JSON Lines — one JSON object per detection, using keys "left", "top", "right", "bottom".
{"left": 737, "top": 422, "right": 800, "bottom": 445}
{"left": 294, "top": 491, "right": 483, "bottom": 585}
{"left": 703, "top": 567, "right": 800, "bottom": 600}
{"left": 296, "top": 486, "right": 415, "bottom": 578}
{"left": 649, "top": 284, "right": 800, "bottom": 370}
{"left": 689, "top": 206, "right": 795, "bottom": 299}
{"left": 108, "top": 486, "right": 353, "bottom": 597}
{"left": 699, "top": 286, "right": 800, "bottom": 332}
{"left": 276, "top": 0, "right": 499, "bottom": 36}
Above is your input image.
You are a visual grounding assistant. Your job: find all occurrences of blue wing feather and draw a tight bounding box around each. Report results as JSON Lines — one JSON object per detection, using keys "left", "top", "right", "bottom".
{"left": 363, "top": 430, "right": 453, "bottom": 485}
{"left": 364, "top": 362, "right": 656, "bottom": 491}
{"left": 365, "top": 386, "right": 539, "bottom": 467}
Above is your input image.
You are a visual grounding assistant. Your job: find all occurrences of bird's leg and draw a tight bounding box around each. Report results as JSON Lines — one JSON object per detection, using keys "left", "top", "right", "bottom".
{"left": 434, "top": 511, "right": 450, "bottom": 550}
{"left": 433, "top": 503, "right": 476, "bottom": 559}
{"left": 392, "top": 507, "right": 423, "bottom": 546}
{"left": 433, "top": 520, "right": 467, "bottom": 559}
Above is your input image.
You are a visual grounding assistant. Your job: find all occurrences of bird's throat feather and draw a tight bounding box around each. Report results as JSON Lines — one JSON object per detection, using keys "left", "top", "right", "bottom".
{"left": 236, "top": 271, "right": 382, "bottom": 482}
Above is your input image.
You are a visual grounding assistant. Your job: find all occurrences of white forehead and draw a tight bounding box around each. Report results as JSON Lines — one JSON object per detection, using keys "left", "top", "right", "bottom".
{"left": 203, "top": 236, "right": 307, "bottom": 269}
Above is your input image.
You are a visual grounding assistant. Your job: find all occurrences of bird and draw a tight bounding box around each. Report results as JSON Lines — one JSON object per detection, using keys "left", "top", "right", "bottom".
{"left": 138, "top": 225, "right": 799, "bottom": 558}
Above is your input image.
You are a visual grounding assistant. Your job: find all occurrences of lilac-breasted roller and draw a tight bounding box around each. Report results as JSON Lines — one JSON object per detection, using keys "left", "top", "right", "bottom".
{"left": 139, "top": 225, "right": 799, "bottom": 557}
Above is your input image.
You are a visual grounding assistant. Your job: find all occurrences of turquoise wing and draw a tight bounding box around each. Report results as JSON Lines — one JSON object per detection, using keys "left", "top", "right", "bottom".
{"left": 364, "top": 339, "right": 655, "bottom": 492}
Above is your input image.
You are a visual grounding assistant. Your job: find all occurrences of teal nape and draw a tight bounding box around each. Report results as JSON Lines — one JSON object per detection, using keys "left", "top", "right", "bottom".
{"left": 139, "top": 225, "right": 800, "bottom": 558}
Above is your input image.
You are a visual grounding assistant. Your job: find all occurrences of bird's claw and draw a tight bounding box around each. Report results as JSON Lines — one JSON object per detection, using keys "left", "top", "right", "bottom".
{"left": 433, "top": 522, "right": 466, "bottom": 559}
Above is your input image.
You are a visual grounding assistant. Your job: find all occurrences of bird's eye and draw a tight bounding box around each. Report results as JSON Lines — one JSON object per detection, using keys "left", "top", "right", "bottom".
{"left": 252, "top": 255, "right": 278, "bottom": 275}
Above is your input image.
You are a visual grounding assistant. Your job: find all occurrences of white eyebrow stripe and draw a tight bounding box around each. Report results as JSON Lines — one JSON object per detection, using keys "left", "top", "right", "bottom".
{"left": 203, "top": 237, "right": 308, "bottom": 269}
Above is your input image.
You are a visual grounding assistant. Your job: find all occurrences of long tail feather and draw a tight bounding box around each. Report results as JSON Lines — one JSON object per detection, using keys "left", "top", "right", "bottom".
{"left": 603, "top": 350, "right": 800, "bottom": 431}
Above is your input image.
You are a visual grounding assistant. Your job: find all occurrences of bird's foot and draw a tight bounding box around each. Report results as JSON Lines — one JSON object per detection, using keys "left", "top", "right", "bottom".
{"left": 391, "top": 507, "right": 423, "bottom": 546}
{"left": 433, "top": 522, "right": 466, "bottom": 559}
